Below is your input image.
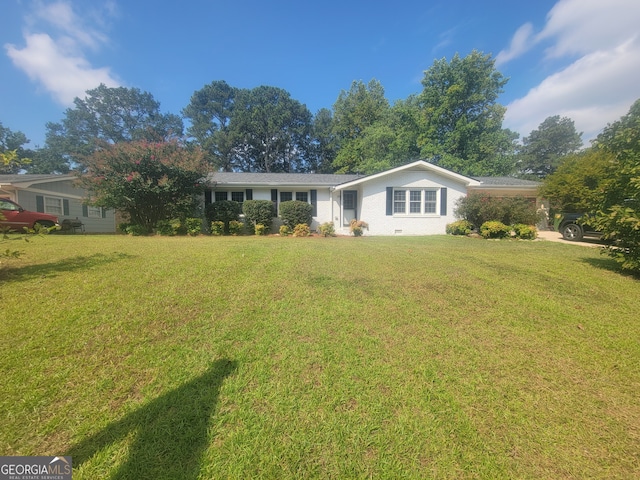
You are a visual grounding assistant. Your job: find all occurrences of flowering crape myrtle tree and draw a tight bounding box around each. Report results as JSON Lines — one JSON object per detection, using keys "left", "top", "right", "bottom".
{"left": 80, "top": 141, "right": 208, "bottom": 231}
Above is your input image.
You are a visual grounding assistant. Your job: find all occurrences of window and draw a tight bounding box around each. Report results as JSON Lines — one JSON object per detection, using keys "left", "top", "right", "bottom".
{"left": 409, "top": 190, "right": 421, "bottom": 213}
{"left": 296, "top": 192, "right": 308, "bottom": 202}
{"left": 215, "top": 191, "right": 227, "bottom": 202}
{"left": 44, "top": 197, "right": 63, "bottom": 215}
{"left": 280, "top": 192, "right": 293, "bottom": 202}
{"left": 231, "top": 191, "right": 244, "bottom": 203}
{"left": 424, "top": 190, "right": 437, "bottom": 214}
{"left": 393, "top": 189, "right": 439, "bottom": 215}
{"left": 87, "top": 206, "right": 102, "bottom": 218}
{"left": 394, "top": 190, "right": 406, "bottom": 214}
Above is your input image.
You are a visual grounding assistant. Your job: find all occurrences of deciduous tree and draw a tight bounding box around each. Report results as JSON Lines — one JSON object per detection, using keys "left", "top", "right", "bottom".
{"left": 517, "top": 115, "right": 582, "bottom": 179}
{"left": 417, "top": 50, "right": 518, "bottom": 176}
{"left": 0, "top": 122, "right": 31, "bottom": 174}
{"left": 43, "top": 84, "right": 183, "bottom": 171}
{"left": 79, "top": 141, "right": 207, "bottom": 231}
{"left": 589, "top": 99, "right": 640, "bottom": 272}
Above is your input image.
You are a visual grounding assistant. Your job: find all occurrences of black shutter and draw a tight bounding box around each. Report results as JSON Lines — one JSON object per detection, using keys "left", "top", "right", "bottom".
{"left": 271, "top": 189, "right": 278, "bottom": 212}
{"left": 204, "top": 190, "right": 212, "bottom": 205}
{"left": 440, "top": 188, "right": 447, "bottom": 216}
{"left": 386, "top": 187, "right": 393, "bottom": 216}
{"left": 310, "top": 189, "right": 317, "bottom": 216}
{"left": 36, "top": 195, "right": 44, "bottom": 213}
{"left": 246, "top": 189, "right": 253, "bottom": 200}
{"left": 63, "top": 199, "right": 70, "bottom": 216}
{"left": 82, "top": 205, "right": 88, "bottom": 217}
{"left": 102, "top": 208, "right": 106, "bottom": 218}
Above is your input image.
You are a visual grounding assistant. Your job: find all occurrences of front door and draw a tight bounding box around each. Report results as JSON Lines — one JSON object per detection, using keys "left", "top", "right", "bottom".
{"left": 343, "top": 190, "right": 357, "bottom": 227}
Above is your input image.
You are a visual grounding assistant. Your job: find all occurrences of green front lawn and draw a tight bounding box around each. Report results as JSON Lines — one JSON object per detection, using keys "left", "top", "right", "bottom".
{"left": 1, "top": 235, "right": 638, "bottom": 479}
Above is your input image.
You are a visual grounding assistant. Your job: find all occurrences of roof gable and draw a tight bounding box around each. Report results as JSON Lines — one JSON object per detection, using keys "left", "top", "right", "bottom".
{"left": 333, "top": 160, "right": 481, "bottom": 190}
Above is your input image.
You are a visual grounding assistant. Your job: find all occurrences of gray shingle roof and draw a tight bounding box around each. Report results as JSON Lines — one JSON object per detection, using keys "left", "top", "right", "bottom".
{"left": 473, "top": 176, "right": 541, "bottom": 186}
{"left": 206, "top": 172, "right": 362, "bottom": 187}
{"left": 0, "top": 174, "right": 73, "bottom": 184}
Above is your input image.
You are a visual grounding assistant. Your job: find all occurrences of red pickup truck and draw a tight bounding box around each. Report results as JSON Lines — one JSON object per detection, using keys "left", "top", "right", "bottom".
{"left": 0, "top": 198, "right": 60, "bottom": 232}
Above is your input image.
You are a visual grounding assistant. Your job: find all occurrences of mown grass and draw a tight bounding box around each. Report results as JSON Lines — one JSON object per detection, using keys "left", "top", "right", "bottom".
{"left": 1, "top": 234, "right": 639, "bottom": 479}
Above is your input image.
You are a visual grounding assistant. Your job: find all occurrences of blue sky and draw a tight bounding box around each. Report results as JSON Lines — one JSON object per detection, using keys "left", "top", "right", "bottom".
{"left": 2, "top": 0, "right": 640, "bottom": 148}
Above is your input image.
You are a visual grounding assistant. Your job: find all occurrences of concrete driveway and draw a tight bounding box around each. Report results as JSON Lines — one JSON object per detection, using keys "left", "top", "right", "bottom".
{"left": 536, "top": 229, "right": 603, "bottom": 247}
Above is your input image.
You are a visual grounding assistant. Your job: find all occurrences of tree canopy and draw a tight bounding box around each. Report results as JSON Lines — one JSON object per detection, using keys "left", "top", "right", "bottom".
{"left": 40, "top": 84, "right": 183, "bottom": 171}
{"left": 416, "top": 50, "right": 518, "bottom": 176}
{"left": 80, "top": 140, "right": 207, "bottom": 231}
{"left": 0, "top": 122, "right": 31, "bottom": 174}
{"left": 589, "top": 99, "right": 640, "bottom": 272}
{"left": 517, "top": 115, "right": 582, "bottom": 179}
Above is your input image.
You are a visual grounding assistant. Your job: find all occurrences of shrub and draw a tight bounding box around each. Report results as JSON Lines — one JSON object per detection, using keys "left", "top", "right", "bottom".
{"left": 317, "top": 222, "right": 336, "bottom": 237}
{"left": 446, "top": 220, "right": 473, "bottom": 236}
{"left": 455, "top": 193, "right": 539, "bottom": 228}
{"left": 205, "top": 200, "right": 241, "bottom": 234}
{"left": 254, "top": 223, "right": 267, "bottom": 236}
{"left": 125, "top": 224, "right": 149, "bottom": 236}
{"left": 350, "top": 219, "right": 369, "bottom": 237}
{"left": 279, "top": 225, "right": 292, "bottom": 236}
{"left": 479, "top": 221, "right": 511, "bottom": 239}
{"left": 210, "top": 221, "right": 224, "bottom": 236}
{"left": 243, "top": 200, "right": 275, "bottom": 231}
{"left": 185, "top": 218, "right": 202, "bottom": 236}
{"left": 228, "top": 220, "right": 244, "bottom": 236}
{"left": 279, "top": 200, "right": 313, "bottom": 228}
{"left": 293, "top": 223, "right": 310, "bottom": 237}
{"left": 513, "top": 223, "right": 537, "bottom": 240}
{"left": 155, "top": 220, "right": 175, "bottom": 236}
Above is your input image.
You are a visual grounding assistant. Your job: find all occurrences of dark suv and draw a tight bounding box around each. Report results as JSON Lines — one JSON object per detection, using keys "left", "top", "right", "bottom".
{"left": 553, "top": 213, "right": 600, "bottom": 241}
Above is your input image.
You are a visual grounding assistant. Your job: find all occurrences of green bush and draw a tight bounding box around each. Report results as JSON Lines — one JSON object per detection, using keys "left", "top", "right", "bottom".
{"left": 279, "top": 225, "right": 292, "bottom": 236}
{"left": 185, "top": 218, "right": 202, "bottom": 236}
{"left": 513, "top": 223, "right": 537, "bottom": 240}
{"left": 205, "top": 201, "right": 241, "bottom": 234}
{"left": 210, "top": 221, "right": 224, "bottom": 236}
{"left": 455, "top": 193, "right": 539, "bottom": 228}
{"left": 228, "top": 220, "right": 244, "bottom": 236}
{"left": 254, "top": 223, "right": 267, "bottom": 236}
{"left": 293, "top": 223, "right": 310, "bottom": 237}
{"left": 317, "top": 222, "right": 336, "bottom": 237}
{"left": 446, "top": 220, "right": 473, "bottom": 235}
{"left": 479, "top": 221, "right": 511, "bottom": 239}
{"left": 279, "top": 200, "right": 313, "bottom": 228}
{"left": 243, "top": 200, "right": 275, "bottom": 231}
{"left": 155, "top": 220, "right": 175, "bottom": 236}
{"left": 125, "top": 224, "right": 149, "bottom": 236}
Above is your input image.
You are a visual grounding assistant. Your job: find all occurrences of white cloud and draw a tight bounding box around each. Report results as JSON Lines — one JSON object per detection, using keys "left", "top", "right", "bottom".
{"left": 495, "top": 23, "right": 534, "bottom": 66}
{"left": 500, "top": 0, "right": 640, "bottom": 141}
{"left": 4, "top": 0, "right": 120, "bottom": 106}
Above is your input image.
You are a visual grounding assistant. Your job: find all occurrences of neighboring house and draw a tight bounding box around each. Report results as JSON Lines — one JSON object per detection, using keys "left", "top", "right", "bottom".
{"left": 205, "top": 160, "right": 541, "bottom": 236}
{"left": 0, "top": 174, "right": 116, "bottom": 233}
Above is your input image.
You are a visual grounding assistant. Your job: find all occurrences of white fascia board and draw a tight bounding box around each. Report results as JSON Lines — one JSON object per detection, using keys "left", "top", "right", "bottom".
{"left": 5, "top": 175, "right": 75, "bottom": 189}
{"left": 333, "top": 160, "right": 480, "bottom": 190}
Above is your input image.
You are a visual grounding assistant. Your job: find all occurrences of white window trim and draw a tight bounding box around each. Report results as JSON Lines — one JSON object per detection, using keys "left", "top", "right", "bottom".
{"left": 44, "top": 196, "right": 63, "bottom": 215}
{"left": 392, "top": 188, "right": 440, "bottom": 216}
{"left": 87, "top": 206, "right": 102, "bottom": 218}
{"left": 279, "top": 191, "right": 310, "bottom": 203}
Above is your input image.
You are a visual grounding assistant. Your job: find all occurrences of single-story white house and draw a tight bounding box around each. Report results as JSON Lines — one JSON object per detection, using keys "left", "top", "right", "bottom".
{"left": 0, "top": 174, "right": 116, "bottom": 233}
{"left": 1, "top": 161, "right": 540, "bottom": 235}
{"left": 205, "top": 160, "right": 541, "bottom": 236}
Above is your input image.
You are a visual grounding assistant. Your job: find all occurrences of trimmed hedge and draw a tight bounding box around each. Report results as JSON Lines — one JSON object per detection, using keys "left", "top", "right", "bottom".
{"left": 279, "top": 200, "right": 313, "bottom": 228}
{"left": 205, "top": 200, "right": 241, "bottom": 234}
{"left": 243, "top": 200, "right": 275, "bottom": 232}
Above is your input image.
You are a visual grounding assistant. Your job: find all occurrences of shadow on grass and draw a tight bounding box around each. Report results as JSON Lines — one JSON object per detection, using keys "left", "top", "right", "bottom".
{"left": 581, "top": 255, "right": 640, "bottom": 279}
{"left": 0, "top": 253, "right": 132, "bottom": 283}
{"left": 67, "top": 359, "right": 237, "bottom": 479}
